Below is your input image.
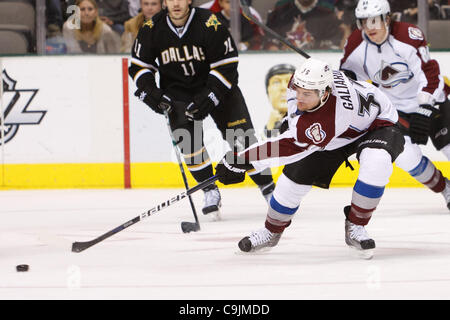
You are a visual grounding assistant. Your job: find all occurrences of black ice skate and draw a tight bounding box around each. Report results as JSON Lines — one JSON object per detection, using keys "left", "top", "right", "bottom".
{"left": 344, "top": 206, "right": 375, "bottom": 259}
{"left": 202, "top": 184, "right": 221, "bottom": 220}
{"left": 259, "top": 182, "right": 275, "bottom": 203}
{"left": 238, "top": 228, "right": 282, "bottom": 252}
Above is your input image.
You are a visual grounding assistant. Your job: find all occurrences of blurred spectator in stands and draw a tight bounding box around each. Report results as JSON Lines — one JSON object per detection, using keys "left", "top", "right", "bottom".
{"left": 441, "top": 0, "right": 450, "bottom": 19}
{"left": 389, "top": 0, "right": 418, "bottom": 23}
{"left": 47, "top": 0, "right": 64, "bottom": 37}
{"left": 121, "top": 0, "right": 162, "bottom": 52}
{"left": 265, "top": 0, "right": 350, "bottom": 50}
{"left": 93, "top": 0, "right": 131, "bottom": 35}
{"left": 390, "top": 0, "right": 445, "bottom": 23}
{"left": 429, "top": 0, "right": 446, "bottom": 19}
{"left": 63, "top": 0, "right": 121, "bottom": 53}
{"left": 211, "top": 0, "right": 264, "bottom": 50}
{"left": 335, "top": 0, "right": 358, "bottom": 30}
{"left": 46, "top": 0, "right": 68, "bottom": 54}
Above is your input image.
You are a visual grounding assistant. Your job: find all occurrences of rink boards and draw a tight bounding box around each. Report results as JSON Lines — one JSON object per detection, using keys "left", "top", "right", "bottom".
{"left": 0, "top": 52, "right": 449, "bottom": 189}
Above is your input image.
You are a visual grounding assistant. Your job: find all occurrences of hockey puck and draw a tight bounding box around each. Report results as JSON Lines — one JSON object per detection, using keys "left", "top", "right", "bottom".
{"left": 16, "top": 264, "right": 29, "bottom": 272}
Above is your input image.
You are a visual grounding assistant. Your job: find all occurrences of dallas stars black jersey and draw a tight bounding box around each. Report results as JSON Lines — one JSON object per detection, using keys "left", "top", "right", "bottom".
{"left": 128, "top": 7, "right": 239, "bottom": 102}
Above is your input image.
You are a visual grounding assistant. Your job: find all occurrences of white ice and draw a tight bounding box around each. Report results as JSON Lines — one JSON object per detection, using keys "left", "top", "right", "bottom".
{"left": 1, "top": 186, "right": 450, "bottom": 300}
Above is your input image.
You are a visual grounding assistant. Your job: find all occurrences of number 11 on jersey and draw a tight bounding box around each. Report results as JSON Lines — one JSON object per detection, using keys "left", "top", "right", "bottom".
{"left": 181, "top": 61, "right": 196, "bottom": 76}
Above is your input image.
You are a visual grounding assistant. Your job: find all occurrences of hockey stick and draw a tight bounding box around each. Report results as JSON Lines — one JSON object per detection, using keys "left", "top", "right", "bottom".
{"left": 163, "top": 110, "right": 200, "bottom": 233}
{"left": 239, "top": 0, "right": 311, "bottom": 59}
{"left": 71, "top": 175, "right": 218, "bottom": 253}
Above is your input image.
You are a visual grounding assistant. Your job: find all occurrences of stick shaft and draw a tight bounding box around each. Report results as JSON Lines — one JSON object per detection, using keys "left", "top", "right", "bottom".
{"left": 164, "top": 111, "right": 200, "bottom": 225}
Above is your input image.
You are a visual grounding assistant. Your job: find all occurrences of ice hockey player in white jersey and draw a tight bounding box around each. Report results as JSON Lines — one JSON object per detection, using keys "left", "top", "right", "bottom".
{"left": 215, "top": 58, "right": 405, "bottom": 258}
{"left": 340, "top": 0, "right": 450, "bottom": 210}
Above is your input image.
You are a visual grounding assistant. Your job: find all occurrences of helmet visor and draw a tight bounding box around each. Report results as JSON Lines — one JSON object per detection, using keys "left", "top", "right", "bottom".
{"left": 357, "top": 15, "right": 384, "bottom": 30}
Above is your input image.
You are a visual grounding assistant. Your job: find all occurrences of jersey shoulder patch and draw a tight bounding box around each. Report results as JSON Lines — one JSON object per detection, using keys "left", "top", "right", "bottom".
{"left": 205, "top": 13, "right": 222, "bottom": 31}
{"left": 391, "top": 21, "right": 425, "bottom": 47}
{"left": 408, "top": 26, "right": 423, "bottom": 41}
{"left": 142, "top": 9, "right": 165, "bottom": 30}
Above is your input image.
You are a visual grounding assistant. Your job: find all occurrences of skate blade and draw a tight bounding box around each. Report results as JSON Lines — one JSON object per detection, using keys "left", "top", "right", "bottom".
{"left": 234, "top": 246, "right": 274, "bottom": 255}
{"left": 348, "top": 246, "right": 374, "bottom": 260}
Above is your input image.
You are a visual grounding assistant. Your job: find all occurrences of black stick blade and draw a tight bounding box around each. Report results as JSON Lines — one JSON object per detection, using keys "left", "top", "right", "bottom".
{"left": 72, "top": 240, "right": 97, "bottom": 253}
{"left": 181, "top": 221, "right": 200, "bottom": 233}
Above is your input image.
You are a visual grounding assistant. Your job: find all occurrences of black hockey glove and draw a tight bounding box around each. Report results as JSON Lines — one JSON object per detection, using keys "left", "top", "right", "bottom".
{"left": 185, "top": 89, "right": 220, "bottom": 121}
{"left": 215, "top": 151, "right": 254, "bottom": 185}
{"left": 409, "top": 104, "right": 435, "bottom": 145}
{"left": 135, "top": 86, "right": 172, "bottom": 115}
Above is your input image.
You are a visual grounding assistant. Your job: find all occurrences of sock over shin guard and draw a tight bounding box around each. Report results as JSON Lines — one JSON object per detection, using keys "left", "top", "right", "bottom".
{"left": 409, "top": 156, "right": 445, "bottom": 193}
{"left": 348, "top": 180, "right": 385, "bottom": 226}
{"left": 264, "top": 174, "right": 311, "bottom": 233}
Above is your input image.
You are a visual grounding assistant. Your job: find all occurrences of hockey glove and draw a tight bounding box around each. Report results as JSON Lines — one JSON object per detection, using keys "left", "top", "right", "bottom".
{"left": 409, "top": 104, "right": 435, "bottom": 145}
{"left": 215, "top": 151, "right": 254, "bottom": 185}
{"left": 185, "top": 89, "right": 220, "bottom": 121}
{"left": 135, "top": 86, "right": 172, "bottom": 114}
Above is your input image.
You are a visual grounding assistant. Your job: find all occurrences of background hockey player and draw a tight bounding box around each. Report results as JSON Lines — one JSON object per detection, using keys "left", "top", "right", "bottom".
{"left": 263, "top": 64, "right": 296, "bottom": 138}
{"left": 128, "top": 0, "right": 275, "bottom": 219}
{"left": 215, "top": 58, "right": 405, "bottom": 258}
{"left": 340, "top": 0, "right": 450, "bottom": 210}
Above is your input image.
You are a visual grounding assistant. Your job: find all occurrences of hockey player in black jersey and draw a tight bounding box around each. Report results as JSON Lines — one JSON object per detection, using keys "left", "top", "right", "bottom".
{"left": 128, "top": 0, "right": 274, "bottom": 218}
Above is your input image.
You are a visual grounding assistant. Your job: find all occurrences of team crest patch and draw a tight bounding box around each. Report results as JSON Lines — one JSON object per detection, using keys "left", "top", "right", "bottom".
{"left": 144, "top": 19, "right": 154, "bottom": 28}
{"left": 205, "top": 14, "right": 221, "bottom": 31}
{"left": 408, "top": 27, "right": 423, "bottom": 40}
{"left": 305, "top": 123, "right": 326, "bottom": 144}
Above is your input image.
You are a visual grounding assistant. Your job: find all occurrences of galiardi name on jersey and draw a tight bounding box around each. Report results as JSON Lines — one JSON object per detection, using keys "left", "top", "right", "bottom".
{"left": 333, "top": 71, "right": 353, "bottom": 110}
{"left": 160, "top": 45, "right": 206, "bottom": 65}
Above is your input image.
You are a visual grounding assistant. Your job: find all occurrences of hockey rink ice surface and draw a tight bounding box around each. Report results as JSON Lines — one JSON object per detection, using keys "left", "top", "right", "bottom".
{"left": 1, "top": 186, "right": 450, "bottom": 300}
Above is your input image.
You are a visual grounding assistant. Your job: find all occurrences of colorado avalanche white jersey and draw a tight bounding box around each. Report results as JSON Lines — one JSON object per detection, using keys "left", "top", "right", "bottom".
{"left": 241, "top": 70, "right": 398, "bottom": 172}
{"left": 340, "top": 21, "right": 446, "bottom": 114}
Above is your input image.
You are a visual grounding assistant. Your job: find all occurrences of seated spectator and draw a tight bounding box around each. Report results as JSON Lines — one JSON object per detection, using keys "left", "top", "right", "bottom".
{"left": 46, "top": 0, "right": 64, "bottom": 37}
{"left": 96, "top": 0, "right": 130, "bottom": 35}
{"left": 265, "top": 0, "right": 349, "bottom": 50}
{"left": 63, "top": 0, "right": 121, "bottom": 53}
{"left": 121, "top": 0, "right": 162, "bottom": 53}
{"left": 213, "top": 0, "right": 264, "bottom": 50}
{"left": 335, "top": 0, "right": 358, "bottom": 30}
{"left": 389, "top": 0, "right": 418, "bottom": 23}
{"left": 441, "top": 0, "right": 450, "bottom": 19}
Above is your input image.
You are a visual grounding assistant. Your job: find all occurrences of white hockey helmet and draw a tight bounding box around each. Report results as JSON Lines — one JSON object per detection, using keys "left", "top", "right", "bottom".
{"left": 292, "top": 58, "right": 333, "bottom": 96}
{"left": 292, "top": 58, "right": 333, "bottom": 110}
{"left": 355, "top": 0, "right": 390, "bottom": 29}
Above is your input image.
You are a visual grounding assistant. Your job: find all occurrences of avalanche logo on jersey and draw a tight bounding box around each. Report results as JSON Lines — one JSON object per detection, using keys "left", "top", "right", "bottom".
{"left": 408, "top": 27, "right": 423, "bottom": 41}
{"left": 305, "top": 123, "right": 326, "bottom": 144}
{"left": 373, "top": 60, "right": 413, "bottom": 88}
{"left": 1, "top": 70, "right": 46, "bottom": 145}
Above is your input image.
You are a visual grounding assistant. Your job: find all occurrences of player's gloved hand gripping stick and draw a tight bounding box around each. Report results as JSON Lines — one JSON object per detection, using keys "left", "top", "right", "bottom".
{"left": 135, "top": 85, "right": 173, "bottom": 115}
